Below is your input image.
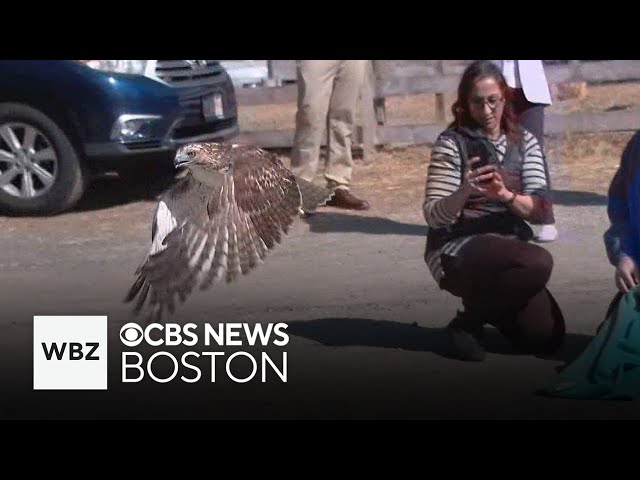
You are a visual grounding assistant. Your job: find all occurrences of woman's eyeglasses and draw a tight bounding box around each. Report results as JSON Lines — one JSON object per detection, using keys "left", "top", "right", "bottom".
{"left": 469, "top": 95, "right": 504, "bottom": 110}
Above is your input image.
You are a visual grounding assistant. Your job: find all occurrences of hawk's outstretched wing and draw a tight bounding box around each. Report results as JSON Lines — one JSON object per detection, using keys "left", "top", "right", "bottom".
{"left": 124, "top": 148, "right": 303, "bottom": 322}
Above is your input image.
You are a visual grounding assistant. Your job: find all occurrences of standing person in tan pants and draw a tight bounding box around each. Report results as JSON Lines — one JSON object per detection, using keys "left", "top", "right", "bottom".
{"left": 290, "top": 60, "right": 371, "bottom": 210}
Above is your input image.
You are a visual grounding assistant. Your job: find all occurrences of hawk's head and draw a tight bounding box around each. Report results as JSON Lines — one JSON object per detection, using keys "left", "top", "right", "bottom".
{"left": 174, "top": 143, "right": 233, "bottom": 172}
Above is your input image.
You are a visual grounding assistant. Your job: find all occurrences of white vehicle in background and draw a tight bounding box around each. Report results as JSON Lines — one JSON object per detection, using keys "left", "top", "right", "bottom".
{"left": 220, "top": 61, "right": 270, "bottom": 88}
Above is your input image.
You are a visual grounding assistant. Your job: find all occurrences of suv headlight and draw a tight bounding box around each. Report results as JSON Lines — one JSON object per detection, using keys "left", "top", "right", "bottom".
{"left": 111, "top": 114, "right": 163, "bottom": 142}
{"left": 78, "top": 60, "right": 150, "bottom": 76}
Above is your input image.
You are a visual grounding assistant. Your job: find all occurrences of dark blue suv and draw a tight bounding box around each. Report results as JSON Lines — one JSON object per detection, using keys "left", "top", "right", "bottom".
{"left": 0, "top": 60, "right": 239, "bottom": 215}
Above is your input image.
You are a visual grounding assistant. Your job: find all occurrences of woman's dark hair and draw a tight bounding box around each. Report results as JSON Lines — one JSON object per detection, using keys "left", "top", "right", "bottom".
{"left": 449, "top": 60, "right": 522, "bottom": 144}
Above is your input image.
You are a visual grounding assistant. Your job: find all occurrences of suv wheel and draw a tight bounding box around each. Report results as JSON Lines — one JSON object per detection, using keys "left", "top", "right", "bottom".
{"left": 0, "top": 103, "right": 88, "bottom": 215}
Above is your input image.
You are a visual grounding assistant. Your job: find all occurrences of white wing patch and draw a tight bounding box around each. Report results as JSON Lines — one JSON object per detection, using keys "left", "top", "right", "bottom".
{"left": 151, "top": 200, "right": 178, "bottom": 255}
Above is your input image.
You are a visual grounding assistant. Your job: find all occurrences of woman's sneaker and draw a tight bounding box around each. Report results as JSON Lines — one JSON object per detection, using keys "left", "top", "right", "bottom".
{"left": 533, "top": 224, "right": 558, "bottom": 243}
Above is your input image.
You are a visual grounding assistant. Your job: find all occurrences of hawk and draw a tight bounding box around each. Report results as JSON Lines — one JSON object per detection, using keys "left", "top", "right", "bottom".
{"left": 124, "top": 142, "right": 334, "bottom": 322}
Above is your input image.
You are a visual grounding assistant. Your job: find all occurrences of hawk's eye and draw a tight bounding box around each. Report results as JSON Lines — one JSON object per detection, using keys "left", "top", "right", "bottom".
{"left": 187, "top": 151, "right": 196, "bottom": 158}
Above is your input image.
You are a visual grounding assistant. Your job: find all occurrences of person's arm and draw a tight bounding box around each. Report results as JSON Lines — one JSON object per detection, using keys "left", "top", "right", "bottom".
{"left": 422, "top": 135, "right": 499, "bottom": 227}
{"left": 500, "top": 189, "right": 536, "bottom": 218}
{"left": 472, "top": 172, "right": 539, "bottom": 219}
{"left": 604, "top": 132, "right": 640, "bottom": 292}
{"left": 604, "top": 171, "right": 630, "bottom": 267}
{"left": 423, "top": 135, "right": 467, "bottom": 228}
{"left": 473, "top": 131, "right": 547, "bottom": 220}
{"left": 517, "top": 131, "right": 551, "bottom": 222}
{"left": 604, "top": 134, "right": 637, "bottom": 266}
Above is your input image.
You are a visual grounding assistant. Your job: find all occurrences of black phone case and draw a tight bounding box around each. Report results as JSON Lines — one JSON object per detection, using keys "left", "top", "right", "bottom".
{"left": 466, "top": 139, "right": 491, "bottom": 170}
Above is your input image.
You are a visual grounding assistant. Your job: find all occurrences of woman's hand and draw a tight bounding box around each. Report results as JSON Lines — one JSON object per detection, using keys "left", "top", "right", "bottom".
{"left": 615, "top": 255, "right": 639, "bottom": 293}
{"left": 462, "top": 158, "right": 497, "bottom": 194}
{"left": 463, "top": 159, "right": 513, "bottom": 202}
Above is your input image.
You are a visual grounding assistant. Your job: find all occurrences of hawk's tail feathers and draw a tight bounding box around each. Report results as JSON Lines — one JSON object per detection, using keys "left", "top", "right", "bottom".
{"left": 295, "top": 177, "right": 335, "bottom": 213}
{"left": 123, "top": 275, "right": 168, "bottom": 324}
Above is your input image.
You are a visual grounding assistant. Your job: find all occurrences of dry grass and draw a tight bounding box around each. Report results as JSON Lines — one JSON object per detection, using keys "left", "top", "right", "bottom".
{"left": 239, "top": 102, "right": 297, "bottom": 132}
{"left": 545, "top": 132, "right": 632, "bottom": 195}
{"left": 547, "top": 81, "right": 640, "bottom": 114}
{"left": 273, "top": 132, "right": 634, "bottom": 218}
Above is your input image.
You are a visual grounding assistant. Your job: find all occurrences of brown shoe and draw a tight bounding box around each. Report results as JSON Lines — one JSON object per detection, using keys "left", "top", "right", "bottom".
{"left": 325, "top": 188, "right": 370, "bottom": 211}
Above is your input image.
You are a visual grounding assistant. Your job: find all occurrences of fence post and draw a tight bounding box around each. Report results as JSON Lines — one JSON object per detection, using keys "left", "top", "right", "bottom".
{"left": 372, "top": 60, "right": 386, "bottom": 125}
{"left": 435, "top": 60, "right": 446, "bottom": 123}
{"left": 360, "top": 60, "right": 377, "bottom": 165}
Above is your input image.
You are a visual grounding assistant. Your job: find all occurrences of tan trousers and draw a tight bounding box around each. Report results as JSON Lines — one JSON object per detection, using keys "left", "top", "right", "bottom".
{"left": 290, "top": 60, "right": 368, "bottom": 190}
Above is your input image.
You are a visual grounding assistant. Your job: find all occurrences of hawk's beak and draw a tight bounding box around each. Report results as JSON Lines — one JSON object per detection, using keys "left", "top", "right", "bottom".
{"left": 174, "top": 152, "right": 192, "bottom": 169}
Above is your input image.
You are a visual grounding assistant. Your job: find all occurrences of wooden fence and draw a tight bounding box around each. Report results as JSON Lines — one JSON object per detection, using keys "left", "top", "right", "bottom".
{"left": 232, "top": 60, "right": 640, "bottom": 162}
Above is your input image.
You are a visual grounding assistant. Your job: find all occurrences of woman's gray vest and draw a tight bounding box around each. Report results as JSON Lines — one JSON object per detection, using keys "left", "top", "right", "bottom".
{"left": 425, "top": 127, "right": 535, "bottom": 253}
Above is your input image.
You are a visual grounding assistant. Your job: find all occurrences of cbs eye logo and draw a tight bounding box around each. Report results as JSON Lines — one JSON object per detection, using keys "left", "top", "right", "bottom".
{"left": 120, "top": 323, "right": 144, "bottom": 347}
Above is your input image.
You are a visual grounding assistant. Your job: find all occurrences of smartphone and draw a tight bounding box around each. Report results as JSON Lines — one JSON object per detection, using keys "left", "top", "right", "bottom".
{"left": 466, "top": 139, "right": 491, "bottom": 170}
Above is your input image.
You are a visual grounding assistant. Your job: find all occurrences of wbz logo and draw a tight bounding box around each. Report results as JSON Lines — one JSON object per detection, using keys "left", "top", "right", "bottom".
{"left": 33, "top": 316, "right": 108, "bottom": 390}
{"left": 41, "top": 342, "right": 100, "bottom": 361}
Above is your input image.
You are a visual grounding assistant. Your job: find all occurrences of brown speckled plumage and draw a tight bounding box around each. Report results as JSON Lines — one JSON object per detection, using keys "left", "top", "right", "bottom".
{"left": 124, "top": 142, "right": 334, "bottom": 322}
